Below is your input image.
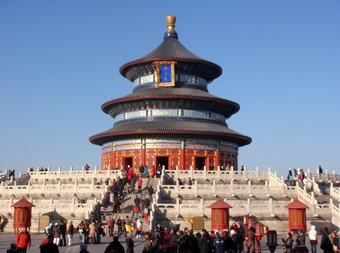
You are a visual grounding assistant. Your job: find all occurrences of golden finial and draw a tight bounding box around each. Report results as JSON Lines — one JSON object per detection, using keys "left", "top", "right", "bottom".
{"left": 166, "top": 15, "right": 176, "bottom": 32}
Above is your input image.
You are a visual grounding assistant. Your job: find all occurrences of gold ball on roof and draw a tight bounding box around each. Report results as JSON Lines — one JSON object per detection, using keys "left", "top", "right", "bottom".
{"left": 166, "top": 15, "right": 176, "bottom": 31}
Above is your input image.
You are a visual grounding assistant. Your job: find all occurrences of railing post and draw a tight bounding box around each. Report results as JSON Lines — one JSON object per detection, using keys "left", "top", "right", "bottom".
{"left": 247, "top": 198, "right": 251, "bottom": 214}
{"left": 231, "top": 180, "right": 235, "bottom": 197}
{"left": 248, "top": 180, "right": 252, "bottom": 197}
{"left": 213, "top": 180, "right": 216, "bottom": 196}
{"left": 57, "top": 166, "right": 61, "bottom": 178}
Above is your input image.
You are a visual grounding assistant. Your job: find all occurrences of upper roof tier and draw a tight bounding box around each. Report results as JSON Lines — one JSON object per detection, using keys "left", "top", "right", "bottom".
{"left": 119, "top": 15, "right": 222, "bottom": 83}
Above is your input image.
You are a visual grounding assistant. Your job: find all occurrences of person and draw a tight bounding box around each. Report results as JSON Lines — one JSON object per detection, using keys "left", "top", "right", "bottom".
{"left": 222, "top": 230, "right": 235, "bottom": 253}
{"left": 66, "top": 220, "right": 74, "bottom": 246}
{"left": 156, "top": 164, "right": 162, "bottom": 178}
{"left": 151, "top": 165, "right": 156, "bottom": 178}
{"left": 127, "top": 167, "right": 134, "bottom": 183}
{"left": 52, "top": 223, "right": 61, "bottom": 246}
{"left": 135, "top": 218, "right": 143, "bottom": 238}
{"left": 16, "top": 228, "right": 31, "bottom": 253}
{"left": 150, "top": 233, "right": 161, "bottom": 253}
{"left": 88, "top": 221, "right": 96, "bottom": 244}
{"left": 213, "top": 231, "right": 225, "bottom": 253}
{"left": 282, "top": 232, "right": 293, "bottom": 253}
{"left": 139, "top": 164, "right": 144, "bottom": 178}
{"left": 40, "top": 234, "right": 59, "bottom": 253}
{"left": 148, "top": 185, "right": 154, "bottom": 201}
{"left": 45, "top": 222, "right": 53, "bottom": 235}
{"left": 332, "top": 231, "right": 339, "bottom": 253}
{"left": 107, "top": 216, "right": 113, "bottom": 237}
{"left": 144, "top": 165, "right": 149, "bottom": 178}
{"left": 142, "top": 231, "right": 152, "bottom": 253}
{"left": 309, "top": 225, "right": 318, "bottom": 253}
{"left": 296, "top": 229, "right": 306, "bottom": 246}
{"left": 245, "top": 226, "right": 256, "bottom": 253}
{"left": 94, "top": 219, "right": 102, "bottom": 244}
{"left": 321, "top": 226, "right": 335, "bottom": 253}
{"left": 287, "top": 168, "right": 293, "bottom": 185}
{"left": 104, "top": 236, "right": 125, "bottom": 253}
{"left": 130, "top": 177, "right": 136, "bottom": 194}
{"left": 235, "top": 221, "right": 245, "bottom": 253}
{"left": 199, "top": 229, "right": 213, "bottom": 253}
{"left": 59, "top": 220, "right": 67, "bottom": 246}
{"left": 126, "top": 232, "right": 135, "bottom": 253}
{"left": 116, "top": 217, "right": 123, "bottom": 236}
{"left": 79, "top": 243, "right": 89, "bottom": 253}
{"left": 143, "top": 203, "right": 149, "bottom": 224}
{"left": 137, "top": 177, "right": 143, "bottom": 194}
{"left": 188, "top": 177, "right": 192, "bottom": 186}
{"left": 77, "top": 220, "right": 86, "bottom": 245}
{"left": 319, "top": 166, "right": 324, "bottom": 174}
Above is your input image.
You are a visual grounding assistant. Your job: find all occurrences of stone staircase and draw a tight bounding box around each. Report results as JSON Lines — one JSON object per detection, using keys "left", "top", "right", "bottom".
{"left": 1, "top": 167, "right": 340, "bottom": 234}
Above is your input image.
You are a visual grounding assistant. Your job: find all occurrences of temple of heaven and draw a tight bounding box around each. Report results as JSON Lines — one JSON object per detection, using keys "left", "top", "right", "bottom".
{"left": 90, "top": 15, "right": 251, "bottom": 171}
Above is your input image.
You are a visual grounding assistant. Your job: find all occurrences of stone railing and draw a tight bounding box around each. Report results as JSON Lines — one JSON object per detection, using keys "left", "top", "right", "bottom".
{"left": 0, "top": 180, "right": 108, "bottom": 197}
{"left": 164, "top": 167, "right": 270, "bottom": 182}
{"left": 0, "top": 169, "right": 8, "bottom": 182}
{"left": 0, "top": 197, "right": 97, "bottom": 219}
{"left": 330, "top": 183, "right": 340, "bottom": 200}
{"left": 305, "top": 169, "right": 340, "bottom": 182}
{"left": 157, "top": 179, "right": 293, "bottom": 199}
{"left": 29, "top": 166, "right": 120, "bottom": 181}
{"left": 153, "top": 197, "right": 289, "bottom": 219}
{"left": 154, "top": 167, "right": 340, "bottom": 222}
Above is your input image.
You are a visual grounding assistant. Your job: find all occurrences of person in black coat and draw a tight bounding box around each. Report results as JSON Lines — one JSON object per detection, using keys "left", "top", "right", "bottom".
{"left": 321, "top": 227, "right": 335, "bottom": 253}
{"left": 40, "top": 234, "right": 59, "bottom": 253}
{"left": 199, "top": 229, "right": 213, "bottom": 253}
{"left": 104, "top": 236, "right": 125, "bottom": 253}
{"left": 126, "top": 233, "right": 135, "bottom": 253}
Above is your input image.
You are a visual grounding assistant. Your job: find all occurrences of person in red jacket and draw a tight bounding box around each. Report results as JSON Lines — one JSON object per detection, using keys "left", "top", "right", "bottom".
{"left": 16, "top": 227, "right": 31, "bottom": 253}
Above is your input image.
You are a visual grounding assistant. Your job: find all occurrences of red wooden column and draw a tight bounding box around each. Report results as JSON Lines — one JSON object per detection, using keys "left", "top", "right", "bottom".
{"left": 180, "top": 140, "right": 186, "bottom": 170}
{"left": 141, "top": 140, "right": 146, "bottom": 166}
{"left": 215, "top": 149, "right": 220, "bottom": 170}
{"left": 208, "top": 198, "right": 232, "bottom": 231}
{"left": 285, "top": 199, "right": 309, "bottom": 232}
{"left": 112, "top": 150, "right": 116, "bottom": 169}
{"left": 11, "top": 197, "right": 35, "bottom": 235}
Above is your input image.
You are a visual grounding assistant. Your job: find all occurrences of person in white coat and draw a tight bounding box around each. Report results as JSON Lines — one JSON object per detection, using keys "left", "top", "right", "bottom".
{"left": 309, "top": 225, "right": 318, "bottom": 253}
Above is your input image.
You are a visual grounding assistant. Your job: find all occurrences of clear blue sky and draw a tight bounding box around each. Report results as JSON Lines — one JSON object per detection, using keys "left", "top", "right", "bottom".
{"left": 1, "top": 1, "right": 339, "bottom": 178}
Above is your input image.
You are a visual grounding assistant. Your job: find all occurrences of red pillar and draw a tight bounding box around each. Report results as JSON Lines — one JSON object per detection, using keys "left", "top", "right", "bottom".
{"left": 215, "top": 149, "right": 220, "bottom": 169}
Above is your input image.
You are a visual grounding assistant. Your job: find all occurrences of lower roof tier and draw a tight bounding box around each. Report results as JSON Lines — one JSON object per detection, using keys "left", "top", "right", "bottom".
{"left": 101, "top": 87, "right": 240, "bottom": 119}
{"left": 89, "top": 120, "right": 251, "bottom": 147}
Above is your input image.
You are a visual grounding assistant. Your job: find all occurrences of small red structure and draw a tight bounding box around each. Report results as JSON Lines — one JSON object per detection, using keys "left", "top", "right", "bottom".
{"left": 285, "top": 199, "right": 309, "bottom": 232}
{"left": 11, "top": 197, "right": 35, "bottom": 234}
{"left": 208, "top": 198, "right": 232, "bottom": 231}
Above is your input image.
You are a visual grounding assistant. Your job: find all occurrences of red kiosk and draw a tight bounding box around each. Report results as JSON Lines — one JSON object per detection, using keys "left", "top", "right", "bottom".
{"left": 285, "top": 199, "right": 309, "bottom": 232}
{"left": 11, "top": 197, "right": 35, "bottom": 234}
{"left": 208, "top": 198, "right": 232, "bottom": 231}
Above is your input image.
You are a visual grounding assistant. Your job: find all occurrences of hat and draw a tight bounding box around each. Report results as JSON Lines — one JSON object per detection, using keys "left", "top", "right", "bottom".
{"left": 127, "top": 232, "right": 132, "bottom": 237}
{"left": 80, "top": 243, "right": 88, "bottom": 250}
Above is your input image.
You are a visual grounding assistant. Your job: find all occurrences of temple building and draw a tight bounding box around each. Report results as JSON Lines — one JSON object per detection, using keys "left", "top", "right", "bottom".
{"left": 89, "top": 15, "right": 251, "bottom": 171}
